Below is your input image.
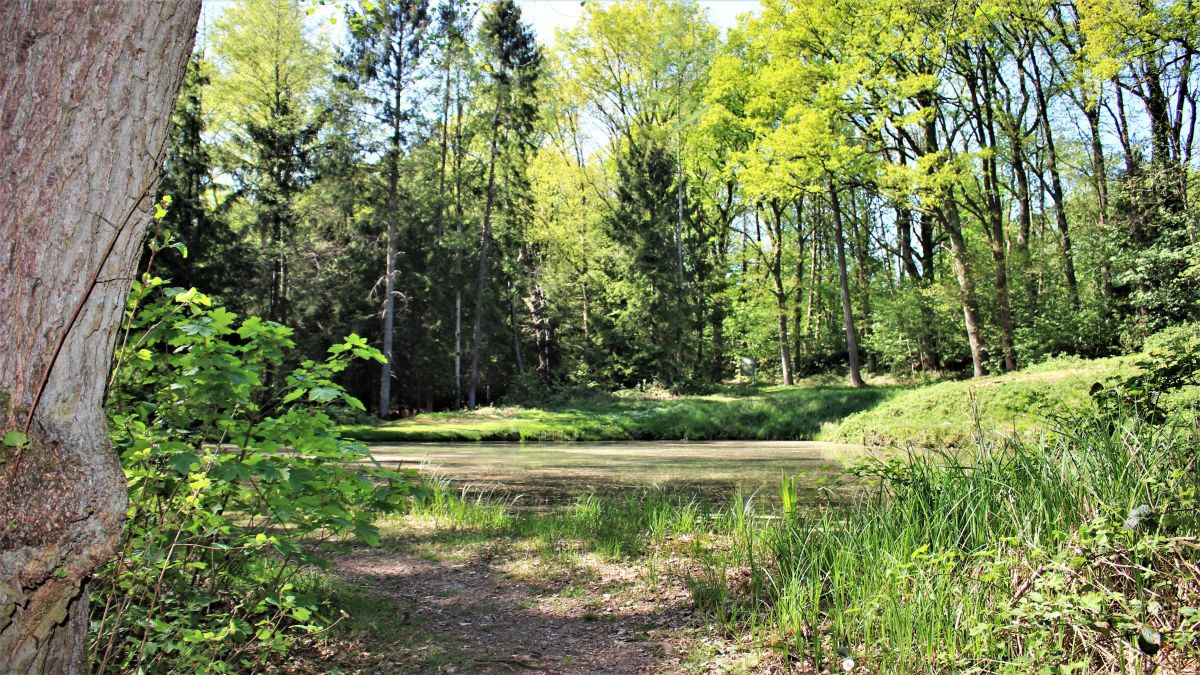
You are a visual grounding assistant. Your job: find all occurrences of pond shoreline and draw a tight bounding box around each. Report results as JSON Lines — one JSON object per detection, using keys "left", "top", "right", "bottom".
{"left": 341, "top": 355, "right": 1126, "bottom": 449}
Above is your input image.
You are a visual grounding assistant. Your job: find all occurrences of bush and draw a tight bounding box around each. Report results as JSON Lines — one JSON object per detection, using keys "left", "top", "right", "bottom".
{"left": 89, "top": 272, "right": 416, "bottom": 673}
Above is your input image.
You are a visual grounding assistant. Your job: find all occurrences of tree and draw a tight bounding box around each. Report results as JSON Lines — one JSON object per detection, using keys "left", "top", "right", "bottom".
{"left": 604, "top": 134, "right": 694, "bottom": 384}
{"left": 208, "top": 0, "right": 329, "bottom": 325}
{"left": 0, "top": 2, "right": 201, "bottom": 670}
{"left": 715, "top": 0, "right": 870, "bottom": 386}
{"left": 466, "top": 0, "right": 541, "bottom": 410}
{"left": 153, "top": 54, "right": 247, "bottom": 308}
{"left": 346, "top": 0, "right": 431, "bottom": 418}
{"left": 432, "top": 0, "right": 475, "bottom": 408}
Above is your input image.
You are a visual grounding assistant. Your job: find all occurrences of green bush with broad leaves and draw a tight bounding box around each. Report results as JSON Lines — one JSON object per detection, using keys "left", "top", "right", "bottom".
{"left": 89, "top": 255, "right": 416, "bottom": 672}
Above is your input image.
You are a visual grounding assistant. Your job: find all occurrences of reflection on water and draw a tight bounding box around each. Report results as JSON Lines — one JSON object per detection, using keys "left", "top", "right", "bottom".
{"left": 366, "top": 441, "right": 880, "bottom": 508}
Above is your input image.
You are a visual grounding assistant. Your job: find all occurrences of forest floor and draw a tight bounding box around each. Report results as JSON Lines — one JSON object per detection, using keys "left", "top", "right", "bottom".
{"left": 297, "top": 516, "right": 773, "bottom": 674}
{"left": 341, "top": 355, "right": 1133, "bottom": 449}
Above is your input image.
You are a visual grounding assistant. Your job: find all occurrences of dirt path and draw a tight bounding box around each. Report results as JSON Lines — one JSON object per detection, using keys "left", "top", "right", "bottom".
{"left": 325, "top": 541, "right": 697, "bottom": 673}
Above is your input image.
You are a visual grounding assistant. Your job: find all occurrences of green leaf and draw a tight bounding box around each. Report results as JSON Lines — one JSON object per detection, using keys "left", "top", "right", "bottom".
{"left": 354, "top": 522, "right": 381, "bottom": 547}
{"left": 341, "top": 392, "right": 366, "bottom": 411}
{"left": 308, "top": 386, "right": 339, "bottom": 403}
{"left": 3, "top": 431, "right": 28, "bottom": 448}
{"left": 168, "top": 452, "right": 201, "bottom": 474}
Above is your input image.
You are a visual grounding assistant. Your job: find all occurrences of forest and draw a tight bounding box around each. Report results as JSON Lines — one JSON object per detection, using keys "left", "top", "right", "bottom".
{"left": 1, "top": 0, "right": 1199, "bottom": 672}
{"left": 162, "top": 0, "right": 1198, "bottom": 411}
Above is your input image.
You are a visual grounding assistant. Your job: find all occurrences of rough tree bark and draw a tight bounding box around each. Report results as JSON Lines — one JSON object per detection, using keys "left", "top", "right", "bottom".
{"left": 0, "top": 2, "right": 201, "bottom": 672}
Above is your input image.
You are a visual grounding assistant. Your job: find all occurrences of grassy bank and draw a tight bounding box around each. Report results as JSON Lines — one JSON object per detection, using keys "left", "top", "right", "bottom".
{"left": 823, "top": 355, "right": 1135, "bottom": 448}
{"left": 350, "top": 402, "right": 1199, "bottom": 672}
{"left": 341, "top": 383, "right": 894, "bottom": 443}
{"left": 342, "top": 355, "right": 1132, "bottom": 448}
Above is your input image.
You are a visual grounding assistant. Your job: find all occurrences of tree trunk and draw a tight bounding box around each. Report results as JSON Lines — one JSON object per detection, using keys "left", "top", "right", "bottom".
{"left": 919, "top": 90, "right": 985, "bottom": 377}
{"left": 974, "top": 63, "right": 1016, "bottom": 371}
{"left": 828, "top": 185, "right": 864, "bottom": 388}
{"left": 467, "top": 99, "right": 504, "bottom": 411}
{"left": 0, "top": 3, "right": 200, "bottom": 671}
{"left": 509, "top": 282, "right": 525, "bottom": 376}
{"left": 848, "top": 190, "right": 876, "bottom": 372}
{"left": 453, "top": 74, "right": 466, "bottom": 409}
{"left": 805, "top": 215, "right": 822, "bottom": 343}
{"left": 765, "top": 202, "right": 793, "bottom": 386}
{"left": 792, "top": 199, "right": 806, "bottom": 374}
{"left": 378, "top": 32, "right": 410, "bottom": 420}
{"left": 1028, "top": 54, "right": 1079, "bottom": 306}
{"left": 1011, "top": 114, "right": 1038, "bottom": 313}
{"left": 379, "top": 215, "right": 396, "bottom": 418}
{"left": 1085, "top": 106, "right": 1114, "bottom": 299}
{"left": 941, "top": 194, "right": 987, "bottom": 377}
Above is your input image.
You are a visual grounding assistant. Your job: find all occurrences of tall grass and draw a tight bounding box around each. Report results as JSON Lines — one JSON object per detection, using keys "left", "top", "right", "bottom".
{"left": 723, "top": 407, "right": 1200, "bottom": 671}
{"left": 409, "top": 482, "right": 714, "bottom": 560}
{"left": 399, "top": 404, "right": 1198, "bottom": 671}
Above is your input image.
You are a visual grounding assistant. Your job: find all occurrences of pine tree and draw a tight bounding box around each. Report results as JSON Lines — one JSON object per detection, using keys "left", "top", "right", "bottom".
{"left": 467, "top": 0, "right": 541, "bottom": 410}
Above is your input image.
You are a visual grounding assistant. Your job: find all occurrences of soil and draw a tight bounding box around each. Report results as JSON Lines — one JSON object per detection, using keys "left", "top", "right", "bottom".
{"left": 292, "top": 525, "right": 725, "bottom": 674}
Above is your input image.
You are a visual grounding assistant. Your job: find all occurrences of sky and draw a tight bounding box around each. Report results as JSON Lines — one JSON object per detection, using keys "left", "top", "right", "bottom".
{"left": 516, "top": 0, "right": 761, "bottom": 46}
{"left": 198, "top": 0, "right": 763, "bottom": 48}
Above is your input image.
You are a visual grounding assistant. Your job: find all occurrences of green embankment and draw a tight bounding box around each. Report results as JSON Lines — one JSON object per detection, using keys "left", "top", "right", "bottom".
{"left": 824, "top": 355, "right": 1135, "bottom": 447}
{"left": 341, "top": 355, "right": 1134, "bottom": 447}
{"left": 341, "top": 384, "right": 893, "bottom": 442}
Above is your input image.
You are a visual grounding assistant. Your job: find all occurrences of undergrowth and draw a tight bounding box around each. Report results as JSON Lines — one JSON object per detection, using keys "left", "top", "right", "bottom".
{"left": 399, "top": 337, "right": 1200, "bottom": 672}
{"left": 89, "top": 239, "right": 415, "bottom": 673}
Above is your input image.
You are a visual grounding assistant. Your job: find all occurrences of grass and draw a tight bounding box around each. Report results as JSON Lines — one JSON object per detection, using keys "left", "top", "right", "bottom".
{"left": 373, "top": 400, "right": 1199, "bottom": 672}
{"left": 341, "top": 383, "right": 893, "bottom": 443}
{"left": 342, "top": 355, "right": 1134, "bottom": 448}
{"left": 822, "top": 354, "right": 1137, "bottom": 448}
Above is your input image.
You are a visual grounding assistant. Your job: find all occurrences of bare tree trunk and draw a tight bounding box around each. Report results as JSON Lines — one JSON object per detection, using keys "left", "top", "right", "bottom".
{"left": 942, "top": 194, "right": 987, "bottom": 377}
{"left": 763, "top": 202, "right": 793, "bottom": 385}
{"left": 919, "top": 90, "right": 985, "bottom": 377}
{"left": 792, "top": 199, "right": 806, "bottom": 374}
{"left": 453, "top": 79, "right": 466, "bottom": 409}
{"left": 1085, "top": 106, "right": 1114, "bottom": 298}
{"left": 973, "top": 61, "right": 1016, "bottom": 371}
{"left": 828, "top": 184, "right": 864, "bottom": 388}
{"left": 1012, "top": 117, "right": 1039, "bottom": 313}
{"left": 437, "top": 32, "right": 461, "bottom": 408}
{"left": 379, "top": 215, "right": 396, "bottom": 418}
{"left": 0, "top": 3, "right": 200, "bottom": 671}
{"left": 378, "top": 42, "right": 408, "bottom": 419}
{"left": 509, "top": 282, "right": 524, "bottom": 376}
{"left": 805, "top": 214, "right": 822, "bottom": 343}
{"left": 848, "top": 190, "right": 876, "bottom": 372}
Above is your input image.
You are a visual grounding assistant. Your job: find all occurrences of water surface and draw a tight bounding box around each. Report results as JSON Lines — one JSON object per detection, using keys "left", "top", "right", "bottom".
{"left": 367, "top": 441, "right": 878, "bottom": 508}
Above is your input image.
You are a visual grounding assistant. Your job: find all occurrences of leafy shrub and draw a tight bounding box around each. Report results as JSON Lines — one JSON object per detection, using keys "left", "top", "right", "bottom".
{"left": 89, "top": 270, "right": 415, "bottom": 673}
{"left": 1092, "top": 321, "right": 1200, "bottom": 422}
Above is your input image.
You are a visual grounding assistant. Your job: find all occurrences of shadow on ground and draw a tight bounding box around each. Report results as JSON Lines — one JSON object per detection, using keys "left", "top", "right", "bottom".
{"left": 326, "top": 537, "right": 694, "bottom": 673}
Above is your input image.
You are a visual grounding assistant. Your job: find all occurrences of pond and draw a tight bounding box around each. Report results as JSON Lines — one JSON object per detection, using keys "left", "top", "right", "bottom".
{"left": 367, "top": 441, "right": 882, "bottom": 509}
